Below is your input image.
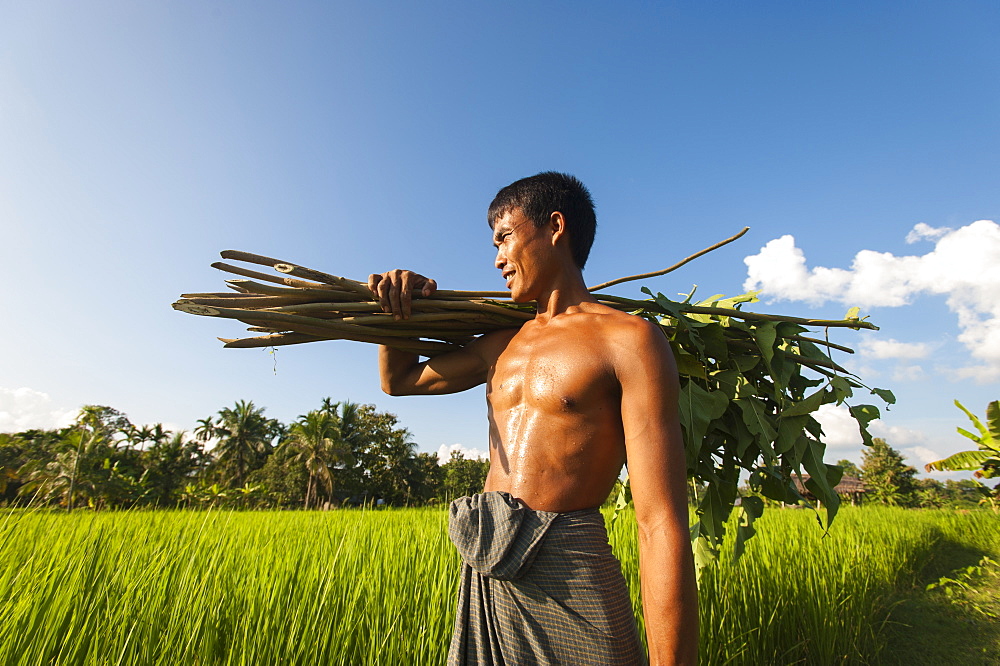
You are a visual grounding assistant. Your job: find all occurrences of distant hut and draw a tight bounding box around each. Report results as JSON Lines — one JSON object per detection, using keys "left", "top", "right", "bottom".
{"left": 793, "top": 474, "right": 867, "bottom": 506}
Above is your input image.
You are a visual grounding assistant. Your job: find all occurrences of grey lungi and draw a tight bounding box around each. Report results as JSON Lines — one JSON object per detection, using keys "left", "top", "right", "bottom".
{"left": 447, "top": 491, "right": 647, "bottom": 665}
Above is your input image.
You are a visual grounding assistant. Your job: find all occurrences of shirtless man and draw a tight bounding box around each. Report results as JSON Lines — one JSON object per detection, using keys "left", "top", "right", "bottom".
{"left": 369, "top": 172, "right": 698, "bottom": 665}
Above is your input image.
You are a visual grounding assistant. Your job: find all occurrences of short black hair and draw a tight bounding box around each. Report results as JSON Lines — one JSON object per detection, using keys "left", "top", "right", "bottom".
{"left": 487, "top": 172, "right": 597, "bottom": 269}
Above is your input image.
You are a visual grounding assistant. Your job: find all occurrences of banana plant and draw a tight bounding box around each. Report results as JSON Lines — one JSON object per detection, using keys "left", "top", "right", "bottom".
{"left": 925, "top": 400, "right": 1000, "bottom": 479}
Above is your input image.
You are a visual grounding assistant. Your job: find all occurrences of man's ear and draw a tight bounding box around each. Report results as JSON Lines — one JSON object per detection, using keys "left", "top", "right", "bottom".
{"left": 549, "top": 211, "right": 567, "bottom": 246}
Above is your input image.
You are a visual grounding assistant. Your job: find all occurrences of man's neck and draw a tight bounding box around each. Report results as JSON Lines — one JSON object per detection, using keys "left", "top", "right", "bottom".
{"left": 533, "top": 268, "right": 597, "bottom": 322}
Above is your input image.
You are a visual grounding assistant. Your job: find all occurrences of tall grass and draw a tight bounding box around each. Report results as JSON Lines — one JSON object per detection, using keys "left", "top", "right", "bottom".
{"left": 613, "top": 506, "right": 1000, "bottom": 664}
{"left": 0, "top": 506, "right": 996, "bottom": 665}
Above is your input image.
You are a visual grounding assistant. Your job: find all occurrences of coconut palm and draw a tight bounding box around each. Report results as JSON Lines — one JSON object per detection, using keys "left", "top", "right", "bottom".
{"left": 211, "top": 400, "right": 280, "bottom": 488}
{"left": 193, "top": 417, "right": 216, "bottom": 443}
{"left": 283, "top": 410, "right": 354, "bottom": 508}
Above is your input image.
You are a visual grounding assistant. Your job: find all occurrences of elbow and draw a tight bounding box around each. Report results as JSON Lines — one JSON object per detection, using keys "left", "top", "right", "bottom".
{"left": 381, "top": 376, "right": 414, "bottom": 396}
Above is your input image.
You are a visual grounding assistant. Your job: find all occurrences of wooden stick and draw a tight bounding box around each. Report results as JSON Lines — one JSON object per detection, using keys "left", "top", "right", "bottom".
{"left": 595, "top": 294, "right": 878, "bottom": 330}
{"left": 219, "top": 250, "right": 289, "bottom": 268}
{"left": 587, "top": 227, "right": 750, "bottom": 291}
{"left": 728, "top": 340, "right": 849, "bottom": 374}
{"left": 225, "top": 279, "right": 360, "bottom": 300}
{"left": 211, "top": 261, "right": 329, "bottom": 289}
{"left": 434, "top": 289, "right": 511, "bottom": 298}
{"left": 414, "top": 299, "right": 534, "bottom": 320}
{"left": 181, "top": 292, "right": 263, "bottom": 299}
{"left": 180, "top": 295, "right": 319, "bottom": 309}
{"left": 787, "top": 335, "right": 855, "bottom": 355}
{"left": 264, "top": 302, "right": 382, "bottom": 313}
{"left": 274, "top": 263, "right": 371, "bottom": 295}
{"left": 221, "top": 333, "right": 329, "bottom": 347}
{"left": 339, "top": 312, "right": 506, "bottom": 326}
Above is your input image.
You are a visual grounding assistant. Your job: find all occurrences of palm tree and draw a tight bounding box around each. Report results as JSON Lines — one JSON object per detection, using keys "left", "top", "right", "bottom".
{"left": 283, "top": 410, "right": 354, "bottom": 509}
{"left": 124, "top": 423, "right": 170, "bottom": 451}
{"left": 332, "top": 400, "right": 368, "bottom": 453}
{"left": 22, "top": 430, "right": 88, "bottom": 508}
{"left": 193, "top": 417, "right": 216, "bottom": 443}
{"left": 211, "top": 401, "right": 280, "bottom": 488}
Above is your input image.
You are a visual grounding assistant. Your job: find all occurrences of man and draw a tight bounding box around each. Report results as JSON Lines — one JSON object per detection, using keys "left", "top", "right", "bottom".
{"left": 369, "top": 172, "right": 698, "bottom": 665}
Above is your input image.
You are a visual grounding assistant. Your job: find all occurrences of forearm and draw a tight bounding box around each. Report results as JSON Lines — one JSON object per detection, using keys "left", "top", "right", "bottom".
{"left": 639, "top": 527, "right": 699, "bottom": 665}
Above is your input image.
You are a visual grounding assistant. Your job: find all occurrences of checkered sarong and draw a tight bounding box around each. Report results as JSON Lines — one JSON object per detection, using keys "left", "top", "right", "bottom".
{"left": 447, "top": 491, "right": 646, "bottom": 665}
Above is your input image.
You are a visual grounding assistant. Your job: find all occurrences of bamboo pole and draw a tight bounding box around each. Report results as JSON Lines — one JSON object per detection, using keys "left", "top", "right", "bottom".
{"left": 224, "top": 279, "right": 359, "bottom": 300}
{"left": 211, "top": 261, "right": 329, "bottom": 289}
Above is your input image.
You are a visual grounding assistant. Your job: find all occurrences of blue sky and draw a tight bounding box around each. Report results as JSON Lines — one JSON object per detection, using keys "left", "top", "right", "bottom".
{"left": 2, "top": 1, "right": 998, "bottom": 478}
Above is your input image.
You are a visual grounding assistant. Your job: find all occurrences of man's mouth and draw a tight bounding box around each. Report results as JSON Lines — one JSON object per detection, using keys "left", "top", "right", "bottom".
{"left": 502, "top": 270, "right": 515, "bottom": 287}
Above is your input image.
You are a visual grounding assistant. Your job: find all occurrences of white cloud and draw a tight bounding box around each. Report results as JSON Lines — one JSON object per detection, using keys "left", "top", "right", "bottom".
{"left": 744, "top": 220, "right": 1000, "bottom": 382}
{"left": 902, "top": 445, "right": 943, "bottom": 468}
{"left": 814, "top": 404, "right": 862, "bottom": 449}
{"left": 815, "top": 404, "right": 929, "bottom": 450}
{"left": 859, "top": 338, "right": 931, "bottom": 360}
{"left": 869, "top": 420, "right": 927, "bottom": 447}
{"left": 0, "top": 387, "right": 77, "bottom": 433}
{"left": 436, "top": 443, "right": 489, "bottom": 464}
{"left": 891, "top": 364, "right": 925, "bottom": 382}
{"left": 905, "top": 222, "right": 951, "bottom": 244}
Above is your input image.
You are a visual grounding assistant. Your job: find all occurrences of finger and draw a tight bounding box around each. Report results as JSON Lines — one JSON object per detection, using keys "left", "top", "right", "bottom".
{"left": 388, "top": 273, "right": 403, "bottom": 319}
{"left": 367, "top": 274, "right": 381, "bottom": 298}
{"left": 400, "top": 271, "right": 413, "bottom": 319}
{"left": 376, "top": 276, "right": 392, "bottom": 313}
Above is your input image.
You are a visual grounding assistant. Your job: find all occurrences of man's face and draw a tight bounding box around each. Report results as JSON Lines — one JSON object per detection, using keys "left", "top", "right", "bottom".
{"left": 492, "top": 208, "right": 549, "bottom": 302}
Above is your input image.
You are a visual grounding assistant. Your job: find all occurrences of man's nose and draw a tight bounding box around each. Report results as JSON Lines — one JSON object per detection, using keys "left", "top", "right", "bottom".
{"left": 494, "top": 247, "right": 506, "bottom": 270}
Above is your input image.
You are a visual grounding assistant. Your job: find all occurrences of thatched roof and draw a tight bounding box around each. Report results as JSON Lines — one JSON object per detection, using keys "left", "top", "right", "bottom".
{"left": 793, "top": 474, "right": 866, "bottom": 498}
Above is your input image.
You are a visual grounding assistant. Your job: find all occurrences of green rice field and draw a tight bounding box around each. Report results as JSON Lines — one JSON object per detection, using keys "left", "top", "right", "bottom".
{"left": 0, "top": 506, "right": 997, "bottom": 665}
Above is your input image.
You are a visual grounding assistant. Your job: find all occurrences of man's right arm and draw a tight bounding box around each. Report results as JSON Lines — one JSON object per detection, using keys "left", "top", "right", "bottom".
{"left": 378, "top": 336, "right": 504, "bottom": 395}
{"left": 369, "top": 269, "right": 512, "bottom": 396}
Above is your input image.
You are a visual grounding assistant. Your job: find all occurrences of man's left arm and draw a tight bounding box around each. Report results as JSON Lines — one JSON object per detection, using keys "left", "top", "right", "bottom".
{"left": 617, "top": 319, "right": 699, "bottom": 665}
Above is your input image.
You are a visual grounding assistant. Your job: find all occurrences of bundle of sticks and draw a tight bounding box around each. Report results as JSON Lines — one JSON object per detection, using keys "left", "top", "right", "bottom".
{"left": 173, "top": 229, "right": 876, "bottom": 373}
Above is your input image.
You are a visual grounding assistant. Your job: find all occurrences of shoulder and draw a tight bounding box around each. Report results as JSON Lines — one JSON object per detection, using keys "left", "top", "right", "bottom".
{"left": 587, "top": 308, "right": 677, "bottom": 381}
{"left": 588, "top": 306, "right": 670, "bottom": 352}
{"left": 466, "top": 327, "right": 519, "bottom": 363}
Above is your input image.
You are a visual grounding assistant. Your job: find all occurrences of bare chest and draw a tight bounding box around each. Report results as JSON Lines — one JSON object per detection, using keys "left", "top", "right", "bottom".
{"left": 487, "top": 329, "right": 617, "bottom": 414}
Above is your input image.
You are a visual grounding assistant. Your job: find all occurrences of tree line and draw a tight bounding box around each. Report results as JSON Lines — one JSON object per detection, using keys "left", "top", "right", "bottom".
{"left": 0, "top": 400, "right": 490, "bottom": 510}
{"left": 837, "top": 437, "right": 997, "bottom": 510}
{"left": 4, "top": 401, "right": 996, "bottom": 512}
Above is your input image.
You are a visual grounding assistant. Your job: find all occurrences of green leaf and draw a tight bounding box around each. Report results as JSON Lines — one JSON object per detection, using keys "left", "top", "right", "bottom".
{"left": 775, "top": 416, "right": 808, "bottom": 454}
{"left": 987, "top": 401, "right": 1000, "bottom": 443}
{"left": 830, "top": 376, "right": 854, "bottom": 405}
{"left": 955, "top": 399, "right": 990, "bottom": 443}
{"left": 844, "top": 306, "right": 860, "bottom": 320}
{"left": 691, "top": 535, "right": 716, "bottom": 575}
{"left": 925, "top": 450, "right": 994, "bottom": 473}
{"left": 609, "top": 476, "right": 631, "bottom": 530}
{"left": 710, "top": 369, "right": 741, "bottom": 400}
{"left": 733, "top": 496, "right": 764, "bottom": 561}
{"left": 871, "top": 388, "right": 896, "bottom": 406}
{"left": 754, "top": 321, "right": 778, "bottom": 366}
{"left": 850, "top": 404, "right": 881, "bottom": 447}
{"left": 737, "top": 398, "right": 777, "bottom": 463}
{"left": 751, "top": 467, "right": 799, "bottom": 504}
{"left": 802, "top": 441, "right": 841, "bottom": 527}
{"left": 678, "top": 382, "right": 730, "bottom": 464}
{"left": 957, "top": 427, "right": 985, "bottom": 446}
{"left": 781, "top": 388, "right": 831, "bottom": 418}
{"left": 671, "top": 344, "right": 707, "bottom": 379}
{"left": 698, "top": 291, "right": 760, "bottom": 310}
